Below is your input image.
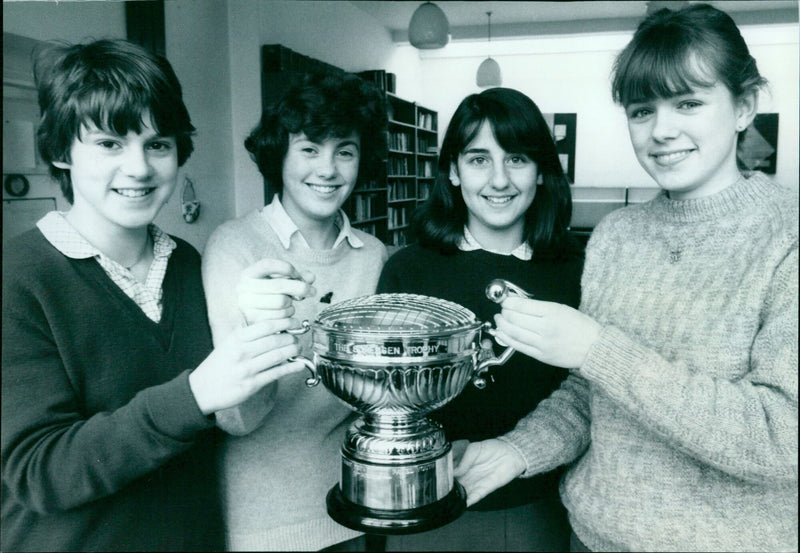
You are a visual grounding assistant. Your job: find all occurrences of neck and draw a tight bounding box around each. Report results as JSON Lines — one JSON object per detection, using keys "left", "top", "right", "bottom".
{"left": 298, "top": 221, "right": 339, "bottom": 249}
{"left": 64, "top": 209, "right": 152, "bottom": 268}
{"left": 466, "top": 222, "right": 525, "bottom": 255}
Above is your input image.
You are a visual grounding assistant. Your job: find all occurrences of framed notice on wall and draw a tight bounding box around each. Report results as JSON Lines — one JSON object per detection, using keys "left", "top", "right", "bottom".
{"left": 544, "top": 113, "right": 577, "bottom": 184}
{"left": 738, "top": 113, "right": 778, "bottom": 174}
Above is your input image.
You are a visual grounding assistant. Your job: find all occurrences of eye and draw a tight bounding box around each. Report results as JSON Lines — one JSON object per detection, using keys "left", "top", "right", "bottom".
{"left": 678, "top": 100, "right": 703, "bottom": 111}
{"left": 96, "top": 139, "right": 121, "bottom": 150}
{"left": 337, "top": 148, "right": 358, "bottom": 159}
{"left": 147, "top": 139, "right": 175, "bottom": 152}
{"left": 506, "top": 154, "right": 530, "bottom": 166}
{"left": 627, "top": 107, "right": 653, "bottom": 120}
{"left": 467, "top": 156, "right": 489, "bottom": 166}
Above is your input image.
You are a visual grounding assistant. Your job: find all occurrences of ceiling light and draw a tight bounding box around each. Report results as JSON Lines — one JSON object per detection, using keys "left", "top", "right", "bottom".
{"left": 476, "top": 11, "right": 501, "bottom": 87}
{"left": 409, "top": 2, "right": 449, "bottom": 49}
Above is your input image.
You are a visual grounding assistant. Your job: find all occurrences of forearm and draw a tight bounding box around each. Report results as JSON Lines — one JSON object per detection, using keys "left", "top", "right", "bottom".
{"left": 500, "top": 373, "right": 592, "bottom": 476}
{"left": 582, "top": 321, "right": 797, "bottom": 483}
{"left": 2, "top": 367, "right": 212, "bottom": 513}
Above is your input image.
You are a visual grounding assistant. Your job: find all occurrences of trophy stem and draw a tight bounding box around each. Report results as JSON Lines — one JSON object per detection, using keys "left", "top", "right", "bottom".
{"left": 331, "top": 413, "right": 466, "bottom": 534}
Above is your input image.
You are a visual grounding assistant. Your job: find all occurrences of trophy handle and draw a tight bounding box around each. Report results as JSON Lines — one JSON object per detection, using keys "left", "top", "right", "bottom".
{"left": 472, "top": 279, "right": 534, "bottom": 389}
{"left": 285, "top": 320, "right": 321, "bottom": 387}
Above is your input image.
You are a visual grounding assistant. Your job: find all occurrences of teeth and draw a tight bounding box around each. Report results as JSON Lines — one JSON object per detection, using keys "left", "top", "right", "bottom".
{"left": 115, "top": 188, "right": 154, "bottom": 198}
{"left": 483, "top": 196, "right": 513, "bottom": 205}
{"left": 653, "top": 150, "right": 691, "bottom": 164}
{"left": 308, "top": 184, "right": 338, "bottom": 194}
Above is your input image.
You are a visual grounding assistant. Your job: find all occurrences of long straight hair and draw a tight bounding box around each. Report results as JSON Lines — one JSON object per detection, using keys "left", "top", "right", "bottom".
{"left": 412, "top": 87, "right": 577, "bottom": 260}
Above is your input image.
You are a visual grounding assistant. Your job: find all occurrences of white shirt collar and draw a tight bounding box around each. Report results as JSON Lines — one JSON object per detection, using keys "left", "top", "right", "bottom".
{"left": 457, "top": 225, "right": 533, "bottom": 260}
{"left": 36, "top": 211, "right": 176, "bottom": 260}
{"left": 261, "top": 195, "right": 363, "bottom": 250}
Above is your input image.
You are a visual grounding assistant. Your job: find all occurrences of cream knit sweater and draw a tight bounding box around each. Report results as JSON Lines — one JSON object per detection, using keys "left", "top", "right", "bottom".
{"left": 201, "top": 208, "right": 387, "bottom": 551}
{"left": 502, "top": 173, "right": 798, "bottom": 552}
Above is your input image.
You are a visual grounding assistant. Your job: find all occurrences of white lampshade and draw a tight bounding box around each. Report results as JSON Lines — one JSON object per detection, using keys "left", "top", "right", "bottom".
{"left": 409, "top": 2, "right": 449, "bottom": 49}
{"left": 476, "top": 57, "right": 502, "bottom": 87}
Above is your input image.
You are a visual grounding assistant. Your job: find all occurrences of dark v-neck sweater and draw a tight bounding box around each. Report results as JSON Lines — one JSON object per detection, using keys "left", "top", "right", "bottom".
{"left": 2, "top": 229, "right": 223, "bottom": 552}
{"left": 378, "top": 245, "right": 583, "bottom": 510}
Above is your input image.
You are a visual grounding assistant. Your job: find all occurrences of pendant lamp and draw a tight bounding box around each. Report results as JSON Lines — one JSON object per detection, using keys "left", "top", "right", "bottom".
{"left": 476, "top": 11, "right": 501, "bottom": 87}
{"left": 409, "top": 2, "right": 449, "bottom": 49}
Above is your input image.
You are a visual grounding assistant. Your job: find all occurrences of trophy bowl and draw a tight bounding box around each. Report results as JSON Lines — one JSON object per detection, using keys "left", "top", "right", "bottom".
{"left": 292, "top": 280, "right": 528, "bottom": 534}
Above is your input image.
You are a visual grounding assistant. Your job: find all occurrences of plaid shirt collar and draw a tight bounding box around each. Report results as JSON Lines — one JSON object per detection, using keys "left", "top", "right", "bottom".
{"left": 37, "top": 211, "right": 176, "bottom": 261}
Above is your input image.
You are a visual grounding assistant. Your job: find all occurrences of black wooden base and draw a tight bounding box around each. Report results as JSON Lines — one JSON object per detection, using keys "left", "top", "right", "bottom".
{"left": 326, "top": 482, "right": 467, "bottom": 535}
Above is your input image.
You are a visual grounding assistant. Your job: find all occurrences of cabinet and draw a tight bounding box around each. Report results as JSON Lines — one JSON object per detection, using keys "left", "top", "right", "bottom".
{"left": 345, "top": 89, "right": 438, "bottom": 246}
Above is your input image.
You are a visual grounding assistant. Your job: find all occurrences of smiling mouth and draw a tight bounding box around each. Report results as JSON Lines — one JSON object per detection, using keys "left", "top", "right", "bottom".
{"left": 307, "top": 183, "right": 341, "bottom": 195}
{"left": 482, "top": 195, "right": 515, "bottom": 205}
{"left": 114, "top": 188, "right": 156, "bottom": 198}
{"left": 651, "top": 149, "right": 694, "bottom": 166}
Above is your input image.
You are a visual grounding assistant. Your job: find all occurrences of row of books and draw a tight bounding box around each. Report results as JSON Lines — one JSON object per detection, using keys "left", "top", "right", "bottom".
{"left": 389, "top": 131, "right": 413, "bottom": 152}
{"left": 388, "top": 180, "right": 416, "bottom": 201}
{"left": 388, "top": 205, "right": 412, "bottom": 228}
{"left": 350, "top": 192, "right": 385, "bottom": 221}
{"left": 417, "top": 112, "right": 436, "bottom": 131}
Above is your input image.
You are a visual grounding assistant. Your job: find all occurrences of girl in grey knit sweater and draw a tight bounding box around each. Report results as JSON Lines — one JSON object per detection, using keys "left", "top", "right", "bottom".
{"left": 454, "top": 4, "right": 798, "bottom": 552}
{"left": 201, "top": 73, "right": 388, "bottom": 551}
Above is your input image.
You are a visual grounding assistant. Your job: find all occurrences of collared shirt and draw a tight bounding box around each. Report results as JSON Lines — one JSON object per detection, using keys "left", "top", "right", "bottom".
{"left": 458, "top": 225, "right": 533, "bottom": 260}
{"left": 37, "top": 211, "right": 177, "bottom": 322}
{"left": 261, "top": 194, "right": 364, "bottom": 250}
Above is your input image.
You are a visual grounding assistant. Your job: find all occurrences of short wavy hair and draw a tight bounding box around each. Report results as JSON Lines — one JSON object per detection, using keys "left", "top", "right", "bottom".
{"left": 34, "top": 38, "right": 195, "bottom": 204}
{"left": 412, "top": 87, "right": 577, "bottom": 260}
{"left": 244, "top": 72, "right": 387, "bottom": 199}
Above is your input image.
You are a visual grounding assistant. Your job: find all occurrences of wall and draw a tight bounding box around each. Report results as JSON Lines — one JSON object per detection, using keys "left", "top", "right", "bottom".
{"left": 226, "top": 0, "right": 401, "bottom": 216}
{"left": 3, "top": 0, "right": 235, "bottom": 252}
{"left": 409, "top": 24, "right": 799, "bottom": 191}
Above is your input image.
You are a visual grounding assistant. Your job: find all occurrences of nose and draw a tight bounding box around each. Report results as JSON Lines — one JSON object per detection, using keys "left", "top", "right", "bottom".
{"left": 489, "top": 163, "right": 509, "bottom": 189}
{"left": 315, "top": 152, "right": 338, "bottom": 180}
{"left": 121, "top": 146, "right": 153, "bottom": 180}
{"left": 650, "top": 107, "right": 679, "bottom": 142}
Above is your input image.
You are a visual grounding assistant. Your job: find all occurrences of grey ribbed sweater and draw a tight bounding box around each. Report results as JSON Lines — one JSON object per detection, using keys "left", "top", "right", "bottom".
{"left": 501, "top": 172, "right": 798, "bottom": 552}
{"left": 201, "top": 208, "right": 387, "bottom": 551}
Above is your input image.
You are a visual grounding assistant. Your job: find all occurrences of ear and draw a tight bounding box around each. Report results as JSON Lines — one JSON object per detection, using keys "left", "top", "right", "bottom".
{"left": 52, "top": 160, "right": 71, "bottom": 170}
{"left": 735, "top": 89, "right": 759, "bottom": 132}
{"left": 449, "top": 163, "right": 460, "bottom": 186}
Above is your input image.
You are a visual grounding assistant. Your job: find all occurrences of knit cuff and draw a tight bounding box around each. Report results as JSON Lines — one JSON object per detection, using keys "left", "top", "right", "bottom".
{"left": 580, "top": 325, "right": 647, "bottom": 400}
{"left": 144, "top": 369, "right": 216, "bottom": 441}
{"left": 497, "top": 434, "right": 538, "bottom": 478}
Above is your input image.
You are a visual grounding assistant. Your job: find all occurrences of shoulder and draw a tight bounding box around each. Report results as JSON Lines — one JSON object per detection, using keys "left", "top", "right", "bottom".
{"left": 168, "top": 235, "right": 202, "bottom": 267}
{"left": 203, "top": 210, "right": 280, "bottom": 264}
{"left": 351, "top": 228, "right": 388, "bottom": 259}
{"left": 757, "top": 176, "right": 798, "bottom": 241}
{"left": 206, "top": 211, "right": 263, "bottom": 246}
{"left": 3, "top": 229, "right": 65, "bottom": 282}
{"left": 383, "top": 244, "right": 440, "bottom": 269}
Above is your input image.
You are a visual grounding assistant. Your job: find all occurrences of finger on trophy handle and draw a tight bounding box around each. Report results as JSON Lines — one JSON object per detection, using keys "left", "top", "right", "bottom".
{"left": 285, "top": 320, "right": 311, "bottom": 335}
{"left": 473, "top": 279, "right": 534, "bottom": 389}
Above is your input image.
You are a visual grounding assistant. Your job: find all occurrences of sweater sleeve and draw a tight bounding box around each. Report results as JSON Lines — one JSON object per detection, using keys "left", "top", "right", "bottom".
{"left": 499, "top": 372, "right": 592, "bottom": 476}
{"left": 580, "top": 245, "right": 798, "bottom": 484}
{"left": 201, "top": 223, "right": 277, "bottom": 435}
{"left": 1, "top": 288, "right": 214, "bottom": 513}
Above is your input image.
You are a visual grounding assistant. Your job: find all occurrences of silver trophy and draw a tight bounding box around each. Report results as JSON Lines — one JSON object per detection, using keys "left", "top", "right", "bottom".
{"left": 292, "top": 279, "right": 530, "bottom": 534}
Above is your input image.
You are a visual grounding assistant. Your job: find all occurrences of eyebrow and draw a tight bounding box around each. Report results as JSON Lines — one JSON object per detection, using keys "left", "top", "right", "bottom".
{"left": 462, "top": 148, "right": 491, "bottom": 155}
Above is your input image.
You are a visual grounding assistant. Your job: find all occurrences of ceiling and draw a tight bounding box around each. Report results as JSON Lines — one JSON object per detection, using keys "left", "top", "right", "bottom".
{"left": 349, "top": 1, "right": 799, "bottom": 42}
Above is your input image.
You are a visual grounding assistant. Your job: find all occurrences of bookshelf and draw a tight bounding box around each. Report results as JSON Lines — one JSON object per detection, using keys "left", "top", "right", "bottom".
{"left": 348, "top": 73, "right": 439, "bottom": 246}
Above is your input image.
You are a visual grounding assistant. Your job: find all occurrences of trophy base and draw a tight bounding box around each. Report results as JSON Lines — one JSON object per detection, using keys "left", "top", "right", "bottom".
{"left": 326, "top": 481, "right": 467, "bottom": 535}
